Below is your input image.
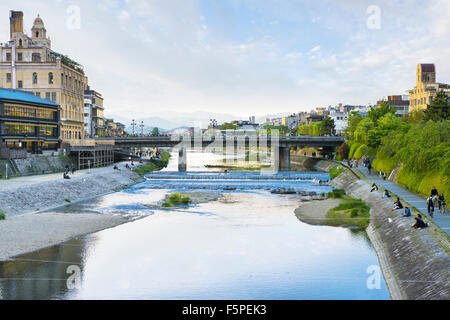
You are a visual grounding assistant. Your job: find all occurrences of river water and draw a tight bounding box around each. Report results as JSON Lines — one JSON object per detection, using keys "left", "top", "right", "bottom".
{"left": 0, "top": 151, "right": 390, "bottom": 300}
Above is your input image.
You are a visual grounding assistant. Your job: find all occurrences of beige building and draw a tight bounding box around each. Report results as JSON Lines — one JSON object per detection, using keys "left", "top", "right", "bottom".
{"left": 0, "top": 11, "right": 86, "bottom": 141}
{"left": 409, "top": 64, "right": 450, "bottom": 112}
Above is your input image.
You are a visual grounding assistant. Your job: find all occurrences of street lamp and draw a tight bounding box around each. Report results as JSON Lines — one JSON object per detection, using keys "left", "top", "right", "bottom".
{"left": 131, "top": 119, "right": 136, "bottom": 136}
{"left": 140, "top": 121, "right": 145, "bottom": 136}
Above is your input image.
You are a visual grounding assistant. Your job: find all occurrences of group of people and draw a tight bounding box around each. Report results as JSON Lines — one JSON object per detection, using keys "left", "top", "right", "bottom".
{"left": 426, "top": 186, "right": 446, "bottom": 217}
{"left": 347, "top": 158, "right": 359, "bottom": 168}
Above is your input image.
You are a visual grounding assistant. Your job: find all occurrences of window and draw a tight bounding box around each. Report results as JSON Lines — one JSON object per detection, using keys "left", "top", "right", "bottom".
{"left": 61, "top": 73, "right": 64, "bottom": 86}
{"left": 35, "top": 92, "right": 41, "bottom": 97}
{"left": 6, "top": 73, "right": 11, "bottom": 83}
{"left": 48, "top": 72, "right": 54, "bottom": 84}
{"left": 32, "top": 53, "right": 41, "bottom": 62}
{"left": 32, "top": 72, "right": 38, "bottom": 84}
{"left": 18, "top": 53, "right": 23, "bottom": 61}
{"left": 19, "top": 39, "right": 22, "bottom": 47}
{"left": 18, "top": 80, "right": 23, "bottom": 88}
{"left": 52, "top": 92, "right": 56, "bottom": 103}
{"left": 36, "top": 31, "right": 39, "bottom": 38}
{"left": 6, "top": 53, "right": 11, "bottom": 61}
{"left": 46, "top": 92, "right": 51, "bottom": 101}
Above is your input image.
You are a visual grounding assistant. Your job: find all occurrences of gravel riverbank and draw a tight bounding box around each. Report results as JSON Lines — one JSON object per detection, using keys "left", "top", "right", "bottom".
{"left": 0, "top": 162, "right": 146, "bottom": 261}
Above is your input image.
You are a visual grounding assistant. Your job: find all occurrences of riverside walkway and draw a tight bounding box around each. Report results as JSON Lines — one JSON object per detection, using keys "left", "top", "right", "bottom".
{"left": 354, "top": 166, "right": 450, "bottom": 235}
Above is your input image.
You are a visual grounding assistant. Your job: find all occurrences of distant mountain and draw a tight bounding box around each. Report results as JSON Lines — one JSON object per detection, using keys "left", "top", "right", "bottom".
{"left": 106, "top": 110, "right": 296, "bottom": 132}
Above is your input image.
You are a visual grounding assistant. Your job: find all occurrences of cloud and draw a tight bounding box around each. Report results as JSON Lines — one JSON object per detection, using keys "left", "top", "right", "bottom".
{"left": 0, "top": 0, "right": 448, "bottom": 118}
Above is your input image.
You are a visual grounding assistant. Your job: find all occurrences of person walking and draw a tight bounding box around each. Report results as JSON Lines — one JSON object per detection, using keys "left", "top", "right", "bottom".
{"left": 383, "top": 171, "right": 387, "bottom": 180}
{"left": 427, "top": 196, "right": 435, "bottom": 217}
{"left": 367, "top": 162, "right": 372, "bottom": 174}
{"left": 438, "top": 194, "right": 445, "bottom": 214}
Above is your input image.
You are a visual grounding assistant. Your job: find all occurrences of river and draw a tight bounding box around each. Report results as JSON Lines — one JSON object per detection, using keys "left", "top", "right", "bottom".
{"left": 0, "top": 151, "right": 390, "bottom": 300}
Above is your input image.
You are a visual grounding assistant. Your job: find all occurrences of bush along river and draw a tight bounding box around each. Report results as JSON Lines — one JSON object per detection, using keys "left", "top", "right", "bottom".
{"left": 0, "top": 150, "right": 390, "bottom": 300}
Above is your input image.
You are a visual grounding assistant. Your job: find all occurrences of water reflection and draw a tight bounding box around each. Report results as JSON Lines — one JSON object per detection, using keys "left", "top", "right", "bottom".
{"left": 0, "top": 151, "right": 390, "bottom": 300}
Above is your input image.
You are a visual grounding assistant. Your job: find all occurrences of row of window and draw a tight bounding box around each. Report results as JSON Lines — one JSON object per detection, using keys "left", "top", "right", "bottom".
{"left": 410, "top": 96, "right": 432, "bottom": 106}
{"left": 6, "top": 52, "right": 42, "bottom": 62}
{"left": 3, "top": 104, "right": 57, "bottom": 120}
{"left": 5, "top": 73, "right": 84, "bottom": 93}
{"left": 3, "top": 123, "right": 58, "bottom": 137}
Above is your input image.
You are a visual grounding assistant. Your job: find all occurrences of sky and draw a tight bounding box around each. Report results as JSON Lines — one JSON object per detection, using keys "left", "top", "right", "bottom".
{"left": 1, "top": 0, "right": 449, "bottom": 119}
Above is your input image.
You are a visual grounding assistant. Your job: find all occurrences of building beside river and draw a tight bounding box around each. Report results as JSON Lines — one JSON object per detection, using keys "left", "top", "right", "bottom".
{"left": 0, "top": 87, "right": 60, "bottom": 158}
{"left": 409, "top": 63, "right": 450, "bottom": 112}
{"left": 0, "top": 11, "right": 87, "bottom": 142}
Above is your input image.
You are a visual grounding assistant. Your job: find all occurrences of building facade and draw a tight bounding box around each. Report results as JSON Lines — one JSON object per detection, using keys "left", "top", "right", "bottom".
{"left": 84, "top": 88, "right": 105, "bottom": 137}
{"left": 409, "top": 64, "right": 450, "bottom": 112}
{"left": 0, "top": 11, "right": 86, "bottom": 142}
{"left": 0, "top": 88, "right": 60, "bottom": 156}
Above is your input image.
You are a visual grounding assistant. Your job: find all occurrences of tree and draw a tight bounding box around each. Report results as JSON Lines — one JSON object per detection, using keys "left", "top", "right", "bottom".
{"left": 368, "top": 103, "right": 397, "bottom": 124}
{"left": 320, "top": 116, "right": 335, "bottom": 135}
{"left": 262, "top": 125, "right": 288, "bottom": 135}
{"left": 220, "top": 122, "right": 238, "bottom": 130}
{"left": 338, "top": 142, "right": 350, "bottom": 159}
{"left": 151, "top": 127, "right": 160, "bottom": 136}
{"left": 344, "top": 111, "right": 363, "bottom": 140}
{"left": 424, "top": 90, "right": 450, "bottom": 121}
{"left": 354, "top": 117, "right": 375, "bottom": 143}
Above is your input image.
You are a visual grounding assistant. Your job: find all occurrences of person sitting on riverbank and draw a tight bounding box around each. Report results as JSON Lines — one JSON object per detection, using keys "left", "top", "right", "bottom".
{"left": 63, "top": 172, "right": 70, "bottom": 180}
{"left": 125, "top": 164, "right": 131, "bottom": 170}
{"left": 370, "top": 183, "right": 378, "bottom": 192}
{"left": 382, "top": 190, "right": 390, "bottom": 198}
{"left": 392, "top": 197, "right": 403, "bottom": 211}
{"left": 412, "top": 214, "right": 428, "bottom": 229}
{"left": 402, "top": 207, "right": 411, "bottom": 217}
{"left": 114, "top": 165, "right": 121, "bottom": 171}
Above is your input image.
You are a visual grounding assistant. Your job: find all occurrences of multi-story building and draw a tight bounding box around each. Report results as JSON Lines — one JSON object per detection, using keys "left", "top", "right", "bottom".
{"left": 0, "top": 11, "right": 86, "bottom": 141}
{"left": 376, "top": 95, "right": 409, "bottom": 116}
{"left": 329, "top": 107, "right": 348, "bottom": 134}
{"left": 84, "top": 88, "right": 105, "bottom": 137}
{"left": 281, "top": 114, "right": 299, "bottom": 130}
{"left": 409, "top": 64, "right": 450, "bottom": 112}
{"left": 0, "top": 88, "right": 60, "bottom": 156}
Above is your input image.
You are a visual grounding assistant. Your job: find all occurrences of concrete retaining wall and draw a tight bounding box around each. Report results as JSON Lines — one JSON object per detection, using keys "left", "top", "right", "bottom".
{"left": 316, "top": 160, "right": 449, "bottom": 300}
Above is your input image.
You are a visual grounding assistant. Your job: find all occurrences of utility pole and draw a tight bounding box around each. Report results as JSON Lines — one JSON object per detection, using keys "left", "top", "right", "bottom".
{"left": 131, "top": 119, "right": 136, "bottom": 136}
{"left": 140, "top": 121, "right": 145, "bottom": 136}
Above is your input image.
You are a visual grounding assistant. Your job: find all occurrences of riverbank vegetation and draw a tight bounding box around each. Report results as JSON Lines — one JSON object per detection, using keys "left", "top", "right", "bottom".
{"left": 329, "top": 166, "right": 345, "bottom": 180}
{"left": 162, "top": 193, "right": 192, "bottom": 207}
{"left": 340, "top": 91, "right": 449, "bottom": 203}
{"left": 0, "top": 210, "right": 5, "bottom": 220}
{"left": 133, "top": 151, "right": 171, "bottom": 175}
{"left": 325, "top": 189, "right": 371, "bottom": 229}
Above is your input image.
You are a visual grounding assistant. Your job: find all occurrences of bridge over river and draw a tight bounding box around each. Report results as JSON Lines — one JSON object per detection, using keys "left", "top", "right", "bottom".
{"left": 100, "top": 135, "right": 344, "bottom": 172}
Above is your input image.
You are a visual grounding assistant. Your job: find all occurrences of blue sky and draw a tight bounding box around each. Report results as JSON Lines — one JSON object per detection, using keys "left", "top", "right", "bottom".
{"left": 1, "top": 0, "right": 449, "bottom": 119}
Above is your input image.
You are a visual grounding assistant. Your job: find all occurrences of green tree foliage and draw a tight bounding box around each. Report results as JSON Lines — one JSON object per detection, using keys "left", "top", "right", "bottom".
{"left": 353, "top": 118, "right": 375, "bottom": 143}
{"left": 424, "top": 90, "right": 450, "bottom": 121}
{"left": 261, "top": 125, "right": 288, "bottom": 135}
{"left": 344, "top": 111, "right": 363, "bottom": 140}
{"left": 220, "top": 122, "right": 238, "bottom": 130}
{"left": 151, "top": 127, "right": 160, "bottom": 136}
{"left": 320, "top": 116, "right": 335, "bottom": 135}
{"left": 368, "top": 103, "right": 397, "bottom": 124}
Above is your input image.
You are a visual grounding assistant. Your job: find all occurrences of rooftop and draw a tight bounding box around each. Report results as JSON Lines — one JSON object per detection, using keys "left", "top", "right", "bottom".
{"left": 0, "top": 88, "right": 59, "bottom": 107}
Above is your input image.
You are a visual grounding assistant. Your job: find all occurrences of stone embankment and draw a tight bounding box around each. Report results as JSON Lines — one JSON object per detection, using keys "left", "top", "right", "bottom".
{"left": 0, "top": 164, "right": 143, "bottom": 218}
{"left": 315, "top": 160, "right": 449, "bottom": 300}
